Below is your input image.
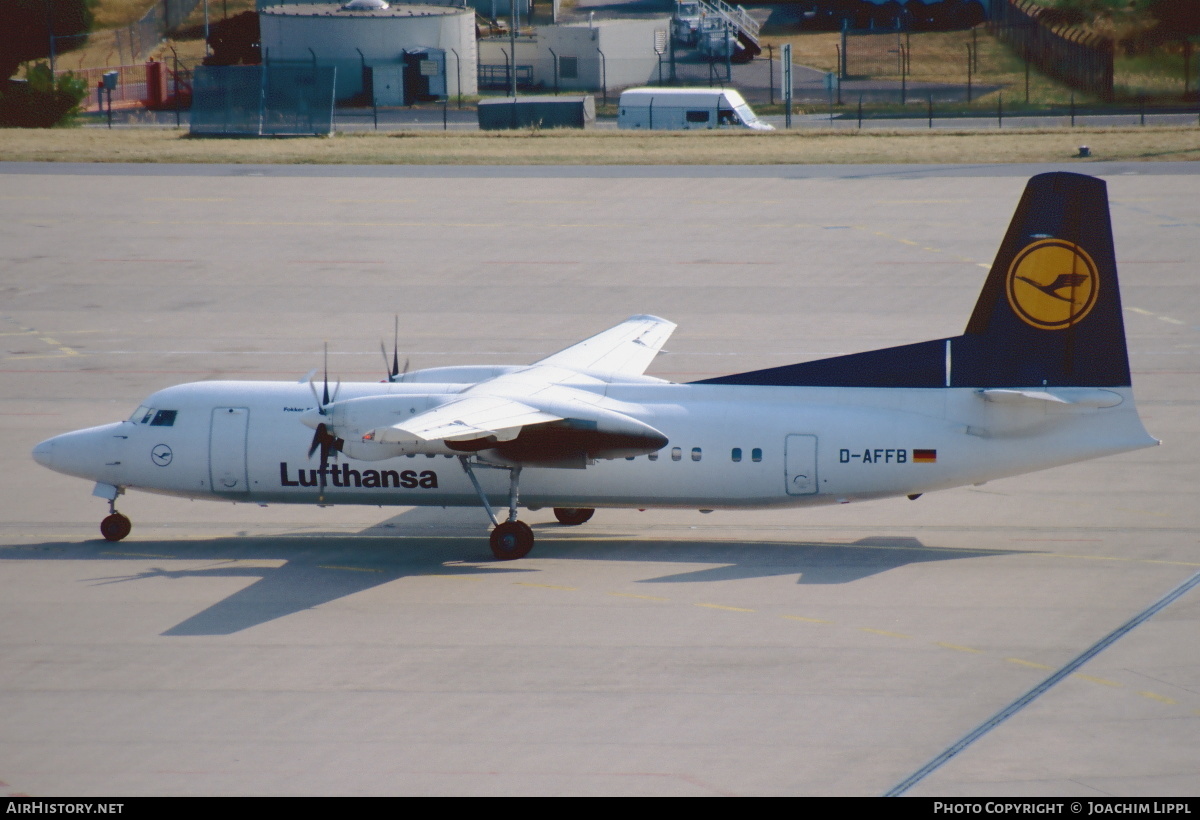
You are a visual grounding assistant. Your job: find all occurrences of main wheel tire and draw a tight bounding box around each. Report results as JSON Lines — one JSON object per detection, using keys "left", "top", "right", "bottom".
{"left": 490, "top": 520, "right": 534, "bottom": 560}
{"left": 553, "top": 507, "right": 595, "bottom": 526}
{"left": 100, "top": 512, "right": 132, "bottom": 542}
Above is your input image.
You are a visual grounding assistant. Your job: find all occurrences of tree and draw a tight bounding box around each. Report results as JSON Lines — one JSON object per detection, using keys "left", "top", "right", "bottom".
{"left": 203, "top": 11, "right": 261, "bottom": 66}
{"left": 0, "top": 62, "right": 88, "bottom": 127}
{"left": 1147, "top": 0, "right": 1200, "bottom": 40}
{"left": 0, "top": 0, "right": 94, "bottom": 81}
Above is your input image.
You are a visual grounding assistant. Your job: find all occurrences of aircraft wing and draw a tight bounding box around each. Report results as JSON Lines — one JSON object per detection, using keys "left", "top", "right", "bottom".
{"left": 534, "top": 314, "right": 676, "bottom": 379}
{"left": 368, "top": 316, "right": 675, "bottom": 458}
{"left": 378, "top": 395, "right": 562, "bottom": 443}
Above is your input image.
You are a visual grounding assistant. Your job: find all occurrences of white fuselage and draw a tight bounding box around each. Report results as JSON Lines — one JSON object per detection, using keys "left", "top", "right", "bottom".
{"left": 34, "top": 379, "right": 1156, "bottom": 512}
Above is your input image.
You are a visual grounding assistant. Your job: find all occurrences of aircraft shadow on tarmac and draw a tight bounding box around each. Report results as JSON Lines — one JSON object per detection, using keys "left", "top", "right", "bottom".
{"left": 6, "top": 517, "right": 1015, "bottom": 636}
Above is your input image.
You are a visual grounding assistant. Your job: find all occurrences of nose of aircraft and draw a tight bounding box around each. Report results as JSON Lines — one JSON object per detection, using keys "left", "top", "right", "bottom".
{"left": 30, "top": 423, "right": 126, "bottom": 481}
{"left": 32, "top": 437, "right": 57, "bottom": 470}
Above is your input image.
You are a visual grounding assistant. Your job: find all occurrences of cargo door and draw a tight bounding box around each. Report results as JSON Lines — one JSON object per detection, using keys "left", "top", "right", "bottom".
{"left": 785, "top": 434, "right": 818, "bottom": 496}
{"left": 210, "top": 407, "right": 249, "bottom": 493}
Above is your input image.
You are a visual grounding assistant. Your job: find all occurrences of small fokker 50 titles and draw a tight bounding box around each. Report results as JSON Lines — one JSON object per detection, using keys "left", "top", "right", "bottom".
{"left": 33, "top": 173, "right": 1157, "bottom": 560}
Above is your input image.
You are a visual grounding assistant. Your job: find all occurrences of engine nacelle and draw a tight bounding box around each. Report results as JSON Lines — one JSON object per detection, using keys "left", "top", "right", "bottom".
{"left": 302, "top": 394, "right": 454, "bottom": 460}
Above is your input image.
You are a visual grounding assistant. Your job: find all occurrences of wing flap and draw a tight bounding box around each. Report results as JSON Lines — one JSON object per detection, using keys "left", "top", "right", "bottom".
{"left": 378, "top": 396, "right": 562, "bottom": 443}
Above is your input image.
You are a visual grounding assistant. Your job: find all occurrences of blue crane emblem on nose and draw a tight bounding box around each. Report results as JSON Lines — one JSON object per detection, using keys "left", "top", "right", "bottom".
{"left": 151, "top": 444, "right": 173, "bottom": 466}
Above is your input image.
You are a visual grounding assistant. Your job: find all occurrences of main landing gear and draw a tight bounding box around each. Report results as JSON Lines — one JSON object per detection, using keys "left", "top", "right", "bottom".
{"left": 553, "top": 507, "right": 595, "bottom": 526}
{"left": 459, "top": 456, "right": 535, "bottom": 560}
{"left": 99, "top": 496, "right": 131, "bottom": 542}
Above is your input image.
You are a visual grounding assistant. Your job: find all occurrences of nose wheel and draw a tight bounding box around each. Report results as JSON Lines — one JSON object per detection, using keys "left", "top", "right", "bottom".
{"left": 99, "top": 495, "right": 131, "bottom": 542}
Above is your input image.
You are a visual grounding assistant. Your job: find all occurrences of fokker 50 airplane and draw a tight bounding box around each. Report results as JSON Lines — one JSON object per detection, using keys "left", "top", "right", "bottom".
{"left": 33, "top": 172, "right": 1157, "bottom": 560}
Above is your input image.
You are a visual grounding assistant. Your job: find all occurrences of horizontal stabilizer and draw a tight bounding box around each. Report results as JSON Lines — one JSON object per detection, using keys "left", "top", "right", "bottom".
{"left": 978, "top": 388, "right": 1123, "bottom": 408}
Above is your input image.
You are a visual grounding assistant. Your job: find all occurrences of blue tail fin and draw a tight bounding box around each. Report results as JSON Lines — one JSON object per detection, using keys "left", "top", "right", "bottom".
{"left": 696, "top": 172, "right": 1131, "bottom": 389}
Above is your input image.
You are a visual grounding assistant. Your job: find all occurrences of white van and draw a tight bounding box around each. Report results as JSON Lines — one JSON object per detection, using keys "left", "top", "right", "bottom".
{"left": 617, "top": 87, "right": 774, "bottom": 131}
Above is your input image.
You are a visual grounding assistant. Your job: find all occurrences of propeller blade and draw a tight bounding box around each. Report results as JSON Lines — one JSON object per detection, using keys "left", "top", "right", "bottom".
{"left": 392, "top": 316, "right": 401, "bottom": 380}
{"left": 322, "top": 343, "right": 330, "bottom": 407}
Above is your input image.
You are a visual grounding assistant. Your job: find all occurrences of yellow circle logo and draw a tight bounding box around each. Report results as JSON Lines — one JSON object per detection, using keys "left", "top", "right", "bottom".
{"left": 1006, "top": 239, "right": 1099, "bottom": 330}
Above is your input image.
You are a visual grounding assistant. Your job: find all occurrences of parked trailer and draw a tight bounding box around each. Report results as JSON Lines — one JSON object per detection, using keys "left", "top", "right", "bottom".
{"left": 617, "top": 87, "right": 773, "bottom": 131}
{"left": 478, "top": 95, "right": 596, "bottom": 130}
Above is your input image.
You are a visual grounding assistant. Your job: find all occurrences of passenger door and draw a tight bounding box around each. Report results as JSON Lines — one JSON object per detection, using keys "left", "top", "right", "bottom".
{"left": 785, "top": 434, "right": 818, "bottom": 496}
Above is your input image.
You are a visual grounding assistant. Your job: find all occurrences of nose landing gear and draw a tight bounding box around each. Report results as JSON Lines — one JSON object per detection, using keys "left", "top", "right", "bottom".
{"left": 99, "top": 497, "right": 131, "bottom": 542}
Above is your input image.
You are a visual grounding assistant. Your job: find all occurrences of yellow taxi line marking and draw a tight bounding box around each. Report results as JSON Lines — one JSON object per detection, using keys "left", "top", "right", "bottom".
{"left": 515, "top": 582, "right": 577, "bottom": 590}
{"left": 1138, "top": 691, "right": 1177, "bottom": 705}
{"left": 937, "top": 642, "right": 984, "bottom": 654}
{"left": 1072, "top": 673, "right": 1122, "bottom": 687}
{"left": 695, "top": 603, "right": 754, "bottom": 612}
{"left": 1006, "top": 657, "right": 1054, "bottom": 670}
{"left": 782, "top": 615, "right": 833, "bottom": 624}
{"left": 861, "top": 628, "right": 912, "bottom": 639}
{"left": 318, "top": 565, "right": 382, "bottom": 573}
{"left": 608, "top": 592, "right": 670, "bottom": 602}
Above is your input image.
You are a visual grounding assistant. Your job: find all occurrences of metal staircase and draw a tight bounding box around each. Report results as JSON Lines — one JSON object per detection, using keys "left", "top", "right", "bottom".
{"left": 695, "top": 0, "right": 762, "bottom": 62}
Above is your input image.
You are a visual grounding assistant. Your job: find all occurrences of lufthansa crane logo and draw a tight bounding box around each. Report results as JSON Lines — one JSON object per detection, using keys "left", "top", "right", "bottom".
{"left": 1006, "top": 238, "right": 1099, "bottom": 330}
{"left": 151, "top": 444, "right": 173, "bottom": 466}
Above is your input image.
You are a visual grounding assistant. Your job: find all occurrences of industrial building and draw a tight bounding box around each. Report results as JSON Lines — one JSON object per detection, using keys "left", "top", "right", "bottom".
{"left": 258, "top": 1, "right": 478, "bottom": 104}
{"left": 477, "top": 18, "right": 669, "bottom": 96}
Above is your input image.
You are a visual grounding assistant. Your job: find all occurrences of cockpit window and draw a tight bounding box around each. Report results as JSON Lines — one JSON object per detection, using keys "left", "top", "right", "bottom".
{"left": 130, "top": 406, "right": 153, "bottom": 423}
{"left": 150, "top": 410, "right": 177, "bottom": 427}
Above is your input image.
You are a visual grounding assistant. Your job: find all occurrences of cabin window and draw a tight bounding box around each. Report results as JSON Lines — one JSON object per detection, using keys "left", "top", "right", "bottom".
{"left": 691, "top": 447, "right": 702, "bottom": 462}
{"left": 686, "top": 110, "right": 709, "bottom": 123}
{"left": 671, "top": 447, "right": 682, "bottom": 461}
{"left": 752, "top": 447, "right": 763, "bottom": 462}
{"left": 648, "top": 452, "right": 658, "bottom": 461}
{"left": 731, "top": 447, "right": 742, "bottom": 462}
{"left": 149, "top": 410, "right": 177, "bottom": 427}
{"left": 559, "top": 57, "right": 578, "bottom": 79}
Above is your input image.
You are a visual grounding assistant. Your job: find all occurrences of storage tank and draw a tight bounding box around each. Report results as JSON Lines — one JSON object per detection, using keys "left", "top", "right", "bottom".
{"left": 259, "top": 2, "right": 478, "bottom": 103}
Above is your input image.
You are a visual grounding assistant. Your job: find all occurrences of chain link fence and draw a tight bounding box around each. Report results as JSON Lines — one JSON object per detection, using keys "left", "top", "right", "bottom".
{"left": 190, "top": 64, "right": 337, "bottom": 135}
